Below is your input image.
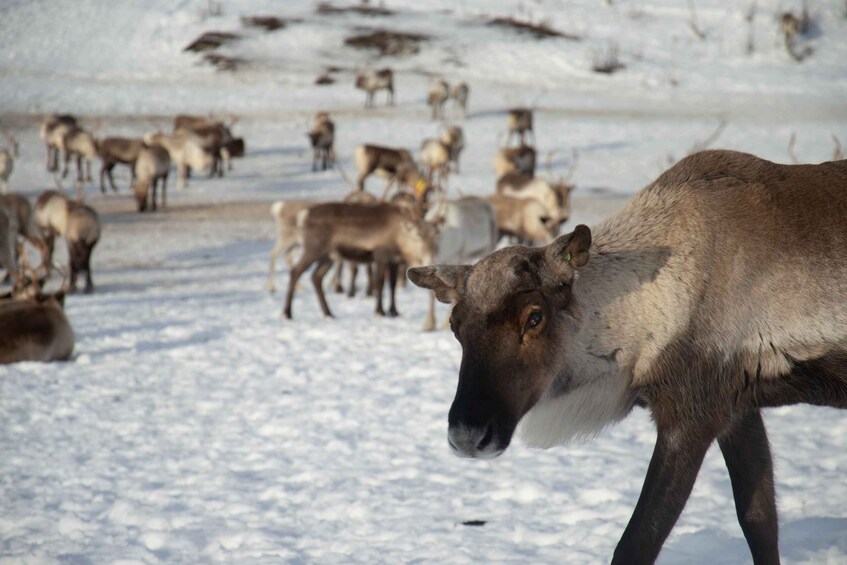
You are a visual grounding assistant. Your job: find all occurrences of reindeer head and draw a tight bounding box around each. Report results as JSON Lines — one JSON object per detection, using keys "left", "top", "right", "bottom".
{"left": 408, "top": 225, "right": 592, "bottom": 458}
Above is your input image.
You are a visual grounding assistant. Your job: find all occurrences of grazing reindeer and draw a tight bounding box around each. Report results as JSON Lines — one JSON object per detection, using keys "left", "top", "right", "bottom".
{"left": 451, "top": 82, "right": 469, "bottom": 118}
{"left": 409, "top": 149, "right": 847, "bottom": 565}
{"left": 35, "top": 191, "right": 100, "bottom": 294}
{"left": 440, "top": 125, "right": 465, "bottom": 173}
{"left": 132, "top": 145, "right": 171, "bottom": 212}
{"left": 355, "top": 68, "right": 395, "bottom": 108}
{"left": 40, "top": 114, "right": 77, "bottom": 173}
{"left": 0, "top": 286, "right": 74, "bottom": 364}
{"left": 506, "top": 107, "right": 534, "bottom": 146}
{"left": 308, "top": 112, "right": 336, "bottom": 171}
{"left": 494, "top": 144, "right": 536, "bottom": 178}
{"left": 354, "top": 144, "right": 431, "bottom": 201}
{"left": 61, "top": 125, "right": 99, "bottom": 187}
{"left": 173, "top": 115, "right": 240, "bottom": 177}
{"left": 427, "top": 79, "right": 450, "bottom": 121}
{"left": 420, "top": 196, "right": 499, "bottom": 331}
{"left": 283, "top": 202, "right": 437, "bottom": 319}
{"left": 486, "top": 194, "right": 559, "bottom": 245}
{"left": 0, "top": 193, "right": 47, "bottom": 282}
{"left": 419, "top": 139, "right": 451, "bottom": 190}
{"left": 98, "top": 137, "right": 145, "bottom": 193}
{"left": 144, "top": 131, "right": 214, "bottom": 189}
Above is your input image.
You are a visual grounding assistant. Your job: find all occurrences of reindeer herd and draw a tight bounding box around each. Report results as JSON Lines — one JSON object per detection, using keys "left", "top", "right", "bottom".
{"left": 280, "top": 86, "right": 580, "bottom": 332}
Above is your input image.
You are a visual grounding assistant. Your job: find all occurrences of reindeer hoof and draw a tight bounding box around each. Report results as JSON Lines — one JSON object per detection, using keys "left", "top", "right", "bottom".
{"left": 388, "top": 309, "right": 399, "bottom": 318}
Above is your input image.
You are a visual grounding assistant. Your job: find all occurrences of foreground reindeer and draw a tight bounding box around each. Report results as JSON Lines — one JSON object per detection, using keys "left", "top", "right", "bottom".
{"left": 308, "top": 112, "right": 335, "bottom": 171}
{"left": 427, "top": 79, "right": 450, "bottom": 121}
{"left": 98, "top": 137, "right": 145, "bottom": 193}
{"left": 0, "top": 286, "right": 74, "bottom": 364}
{"left": 40, "top": 114, "right": 77, "bottom": 173}
{"left": 506, "top": 107, "right": 534, "bottom": 146}
{"left": 35, "top": 191, "right": 100, "bottom": 293}
{"left": 133, "top": 145, "right": 170, "bottom": 212}
{"left": 409, "top": 150, "right": 847, "bottom": 565}
{"left": 356, "top": 68, "right": 395, "bottom": 108}
{"left": 284, "top": 202, "right": 437, "bottom": 319}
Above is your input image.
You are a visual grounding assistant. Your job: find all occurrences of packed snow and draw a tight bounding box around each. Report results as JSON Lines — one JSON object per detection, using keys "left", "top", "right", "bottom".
{"left": 1, "top": 0, "right": 846, "bottom": 563}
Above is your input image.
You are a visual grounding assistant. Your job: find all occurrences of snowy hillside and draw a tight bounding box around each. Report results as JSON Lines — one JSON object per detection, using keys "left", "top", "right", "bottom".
{"left": 1, "top": 0, "right": 847, "bottom": 564}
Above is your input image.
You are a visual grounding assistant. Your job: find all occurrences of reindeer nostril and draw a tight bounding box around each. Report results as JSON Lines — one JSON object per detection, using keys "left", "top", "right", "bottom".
{"left": 476, "top": 424, "right": 494, "bottom": 450}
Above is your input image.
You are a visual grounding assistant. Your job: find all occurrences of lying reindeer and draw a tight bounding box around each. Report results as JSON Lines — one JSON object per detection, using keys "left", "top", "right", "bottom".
{"left": 308, "top": 112, "right": 335, "bottom": 172}
{"left": 427, "top": 79, "right": 450, "bottom": 121}
{"left": 494, "top": 144, "right": 536, "bottom": 178}
{"left": 0, "top": 286, "right": 74, "bottom": 364}
{"left": 133, "top": 145, "right": 171, "bottom": 212}
{"left": 40, "top": 114, "right": 77, "bottom": 173}
{"left": 409, "top": 149, "right": 847, "bottom": 565}
{"left": 98, "top": 137, "right": 145, "bottom": 193}
{"left": 355, "top": 68, "right": 395, "bottom": 108}
{"left": 283, "top": 202, "right": 437, "bottom": 319}
{"left": 35, "top": 191, "right": 101, "bottom": 294}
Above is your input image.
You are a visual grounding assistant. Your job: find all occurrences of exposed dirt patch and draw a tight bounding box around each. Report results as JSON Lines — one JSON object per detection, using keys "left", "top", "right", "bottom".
{"left": 183, "top": 31, "right": 241, "bottom": 52}
{"left": 240, "top": 16, "right": 290, "bottom": 32}
{"left": 344, "top": 29, "right": 430, "bottom": 56}
{"left": 317, "top": 2, "right": 394, "bottom": 17}
{"left": 487, "top": 17, "right": 580, "bottom": 41}
{"left": 202, "top": 53, "right": 244, "bottom": 72}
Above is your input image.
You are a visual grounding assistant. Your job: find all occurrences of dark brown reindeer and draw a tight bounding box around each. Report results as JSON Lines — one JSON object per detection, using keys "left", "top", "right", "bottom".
{"left": 409, "top": 150, "right": 847, "bottom": 565}
{"left": 308, "top": 112, "right": 335, "bottom": 171}
{"left": 283, "top": 202, "right": 437, "bottom": 319}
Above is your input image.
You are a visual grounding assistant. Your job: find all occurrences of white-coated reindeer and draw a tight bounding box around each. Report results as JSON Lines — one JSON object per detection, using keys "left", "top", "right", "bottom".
{"left": 144, "top": 130, "right": 215, "bottom": 189}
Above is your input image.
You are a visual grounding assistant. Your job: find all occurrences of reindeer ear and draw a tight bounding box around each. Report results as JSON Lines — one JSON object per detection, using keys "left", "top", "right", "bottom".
{"left": 547, "top": 224, "right": 592, "bottom": 269}
{"left": 407, "top": 265, "right": 470, "bottom": 304}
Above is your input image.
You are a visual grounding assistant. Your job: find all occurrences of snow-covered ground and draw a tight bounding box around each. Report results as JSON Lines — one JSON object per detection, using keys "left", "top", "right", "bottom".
{"left": 1, "top": 1, "right": 846, "bottom": 563}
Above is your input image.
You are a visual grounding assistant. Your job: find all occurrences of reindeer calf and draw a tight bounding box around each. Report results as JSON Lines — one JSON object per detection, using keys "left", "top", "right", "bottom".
{"left": 356, "top": 68, "right": 395, "bottom": 108}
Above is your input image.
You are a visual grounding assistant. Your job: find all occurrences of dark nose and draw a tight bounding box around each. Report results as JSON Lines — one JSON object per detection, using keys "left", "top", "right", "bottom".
{"left": 447, "top": 422, "right": 501, "bottom": 459}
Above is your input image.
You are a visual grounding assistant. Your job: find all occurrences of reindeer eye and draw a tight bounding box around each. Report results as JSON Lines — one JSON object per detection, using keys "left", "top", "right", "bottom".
{"left": 526, "top": 310, "right": 543, "bottom": 329}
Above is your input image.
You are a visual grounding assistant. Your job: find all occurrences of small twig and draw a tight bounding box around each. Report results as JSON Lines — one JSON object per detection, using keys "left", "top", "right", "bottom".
{"left": 688, "top": 120, "right": 728, "bottom": 155}
{"left": 688, "top": 0, "right": 706, "bottom": 40}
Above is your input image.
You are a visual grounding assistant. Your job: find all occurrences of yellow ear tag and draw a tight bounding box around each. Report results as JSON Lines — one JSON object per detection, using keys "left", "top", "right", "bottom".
{"left": 414, "top": 179, "right": 427, "bottom": 195}
{"left": 563, "top": 251, "right": 572, "bottom": 263}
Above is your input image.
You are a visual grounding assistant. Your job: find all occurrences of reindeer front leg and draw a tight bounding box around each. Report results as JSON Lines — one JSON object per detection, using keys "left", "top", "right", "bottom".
{"left": 612, "top": 420, "right": 716, "bottom": 565}
{"left": 718, "top": 410, "right": 780, "bottom": 565}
